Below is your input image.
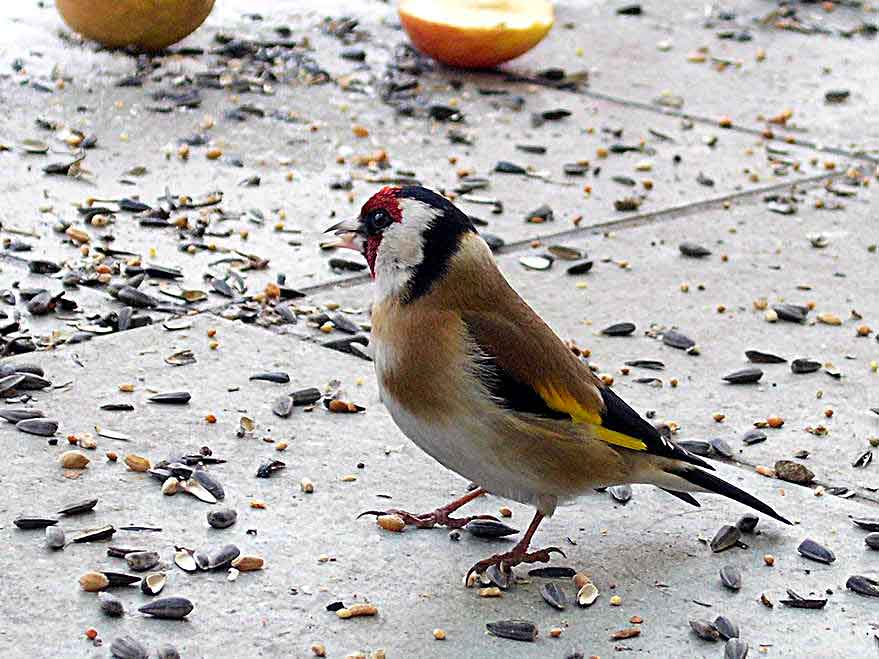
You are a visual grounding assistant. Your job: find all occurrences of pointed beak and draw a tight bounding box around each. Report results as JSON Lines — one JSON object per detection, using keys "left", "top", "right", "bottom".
{"left": 324, "top": 218, "right": 365, "bottom": 252}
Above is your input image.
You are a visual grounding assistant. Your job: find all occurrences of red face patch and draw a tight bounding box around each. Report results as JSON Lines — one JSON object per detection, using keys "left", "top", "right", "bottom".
{"left": 360, "top": 187, "right": 403, "bottom": 277}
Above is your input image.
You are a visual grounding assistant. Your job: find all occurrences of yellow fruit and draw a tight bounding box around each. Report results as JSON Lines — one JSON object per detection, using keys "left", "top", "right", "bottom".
{"left": 399, "top": 0, "right": 554, "bottom": 69}
{"left": 56, "top": 0, "right": 215, "bottom": 52}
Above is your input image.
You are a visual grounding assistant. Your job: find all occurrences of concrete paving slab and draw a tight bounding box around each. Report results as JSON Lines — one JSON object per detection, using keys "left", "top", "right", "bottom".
{"left": 1, "top": 307, "right": 879, "bottom": 658}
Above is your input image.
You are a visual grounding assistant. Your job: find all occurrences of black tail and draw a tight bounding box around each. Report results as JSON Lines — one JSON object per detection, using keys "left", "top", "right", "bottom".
{"left": 660, "top": 488, "right": 701, "bottom": 507}
{"left": 672, "top": 467, "right": 792, "bottom": 525}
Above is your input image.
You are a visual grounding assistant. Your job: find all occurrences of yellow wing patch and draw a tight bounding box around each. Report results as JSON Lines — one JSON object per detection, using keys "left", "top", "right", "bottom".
{"left": 535, "top": 382, "right": 648, "bottom": 452}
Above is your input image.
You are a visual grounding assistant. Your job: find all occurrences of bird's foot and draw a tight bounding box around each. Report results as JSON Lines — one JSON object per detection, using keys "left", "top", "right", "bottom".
{"left": 465, "top": 546, "right": 566, "bottom": 584}
{"left": 358, "top": 507, "right": 498, "bottom": 530}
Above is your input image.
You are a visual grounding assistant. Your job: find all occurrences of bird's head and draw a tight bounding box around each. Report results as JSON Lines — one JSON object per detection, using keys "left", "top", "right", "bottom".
{"left": 326, "top": 186, "right": 475, "bottom": 302}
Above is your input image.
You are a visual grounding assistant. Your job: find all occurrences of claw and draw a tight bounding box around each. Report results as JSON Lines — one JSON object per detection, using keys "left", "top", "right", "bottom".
{"left": 356, "top": 510, "right": 388, "bottom": 520}
{"left": 544, "top": 547, "right": 567, "bottom": 559}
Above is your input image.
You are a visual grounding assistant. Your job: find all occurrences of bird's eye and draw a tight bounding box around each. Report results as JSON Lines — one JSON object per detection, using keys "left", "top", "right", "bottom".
{"left": 372, "top": 210, "right": 392, "bottom": 230}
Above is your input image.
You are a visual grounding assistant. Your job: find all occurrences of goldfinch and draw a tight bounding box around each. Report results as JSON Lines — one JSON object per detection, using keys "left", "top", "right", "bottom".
{"left": 327, "top": 186, "right": 790, "bottom": 579}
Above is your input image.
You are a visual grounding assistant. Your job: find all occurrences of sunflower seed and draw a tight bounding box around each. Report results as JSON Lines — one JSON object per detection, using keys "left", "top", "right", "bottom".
{"left": 164, "top": 350, "right": 196, "bottom": 366}
{"left": 723, "top": 368, "right": 763, "bottom": 384}
{"left": 45, "top": 525, "right": 65, "bottom": 549}
{"left": 13, "top": 515, "right": 58, "bottom": 529}
{"left": 547, "top": 245, "right": 582, "bottom": 261}
{"left": 710, "top": 437, "right": 734, "bottom": 459}
{"left": 517, "top": 144, "right": 547, "bottom": 154}
{"left": 710, "top": 525, "right": 742, "bottom": 553}
{"left": 774, "top": 460, "right": 814, "bottom": 484}
{"left": 743, "top": 429, "right": 767, "bottom": 446}
{"left": 205, "top": 543, "right": 240, "bottom": 570}
{"left": 58, "top": 498, "right": 98, "bottom": 516}
{"left": 110, "top": 635, "right": 149, "bottom": 659}
{"left": 825, "top": 89, "right": 850, "bottom": 104}
{"left": 495, "top": 161, "right": 527, "bottom": 174}
{"left": 853, "top": 450, "right": 873, "bottom": 469}
{"left": 791, "top": 358, "right": 821, "bottom": 374}
{"left": 139, "top": 596, "right": 193, "bottom": 620}
{"left": 608, "top": 484, "right": 632, "bottom": 503}
{"left": 539, "top": 582, "right": 567, "bottom": 610}
{"left": 486, "top": 619, "right": 538, "bottom": 642}
{"left": 847, "top": 575, "right": 879, "bottom": 597}
{"left": 0, "top": 408, "right": 44, "bottom": 423}
{"left": 602, "top": 322, "right": 636, "bottom": 337}
{"left": 256, "top": 459, "right": 286, "bottom": 478}
{"left": 134, "top": 570, "right": 163, "bottom": 597}
{"left": 272, "top": 395, "right": 294, "bottom": 417}
{"left": 719, "top": 565, "right": 742, "bottom": 591}
{"left": 148, "top": 391, "right": 191, "bottom": 404}
{"left": 689, "top": 619, "right": 720, "bottom": 642}
{"left": 250, "top": 372, "right": 290, "bottom": 384}
{"left": 780, "top": 589, "right": 827, "bottom": 609}
{"left": 207, "top": 507, "right": 237, "bottom": 529}
{"left": 193, "top": 469, "right": 225, "bottom": 500}
{"left": 679, "top": 440, "right": 712, "bottom": 456}
{"left": 292, "top": 387, "right": 322, "bottom": 406}
{"left": 566, "top": 260, "right": 594, "bottom": 275}
{"left": 745, "top": 350, "right": 786, "bottom": 364}
{"left": 102, "top": 571, "right": 141, "bottom": 587}
{"left": 126, "top": 551, "right": 160, "bottom": 572}
{"left": 724, "top": 638, "right": 749, "bottom": 659}
{"left": 465, "top": 519, "right": 519, "bottom": 538}
{"left": 663, "top": 329, "right": 695, "bottom": 350}
{"left": 680, "top": 242, "right": 712, "bottom": 258}
{"left": 117, "top": 286, "right": 158, "bottom": 308}
{"left": 99, "top": 591, "right": 124, "bottom": 617}
{"left": 174, "top": 548, "right": 198, "bottom": 572}
{"left": 797, "top": 538, "right": 835, "bottom": 564}
{"left": 101, "top": 403, "right": 134, "bottom": 412}
{"left": 736, "top": 514, "right": 759, "bottom": 534}
{"left": 773, "top": 304, "right": 807, "bottom": 322}
{"left": 714, "top": 615, "right": 739, "bottom": 640}
{"left": 15, "top": 418, "right": 58, "bottom": 436}
{"left": 865, "top": 533, "right": 879, "bottom": 550}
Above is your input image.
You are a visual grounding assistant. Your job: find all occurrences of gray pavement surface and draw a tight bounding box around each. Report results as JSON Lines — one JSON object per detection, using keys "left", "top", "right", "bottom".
{"left": 0, "top": 1, "right": 878, "bottom": 658}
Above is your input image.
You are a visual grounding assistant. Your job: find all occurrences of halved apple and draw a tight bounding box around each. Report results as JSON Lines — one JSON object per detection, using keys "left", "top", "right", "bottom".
{"left": 399, "top": 0, "right": 554, "bottom": 69}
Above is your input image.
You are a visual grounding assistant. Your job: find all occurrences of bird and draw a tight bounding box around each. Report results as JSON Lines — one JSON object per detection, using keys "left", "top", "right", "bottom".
{"left": 327, "top": 185, "right": 791, "bottom": 581}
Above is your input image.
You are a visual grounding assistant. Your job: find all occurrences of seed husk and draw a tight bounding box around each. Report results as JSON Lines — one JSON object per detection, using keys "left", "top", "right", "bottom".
{"left": 157, "top": 644, "right": 181, "bottom": 659}
{"left": 99, "top": 591, "right": 124, "bottom": 617}
{"left": 710, "top": 525, "right": 742, "bottom": 553}
{"left": 865, "top": 533, "right": 879, "bottom": 550}
{"left": 0, "top": 373, "right": 26, "bottom": 395}
{"left": 851, "top": 516, "right": 879, "bottom": 532}
{"left": 724, "top": 638, "right": 749, "bottom": 659}
{"left": 797, "top": 538, "right": 835, "bottom": 564}
{"left": 72, "top": 524, "right": 115, "bottom": 543}
{"left": 679, "top": 242, "right": 712, "bottom": 258}
{"left": 745, "top": 350, "right": 786, "bottom": 364}
{"left": 59, "top": 450, "right": 89, "bottom": 469}
{"left": 139, "top": 596, "right": 193, "bottom": 620}
{"left": 272, "top": 395, "right": 294, "bottom": 417}
{"left": 79, "top": 571, "right": 110, "bottom": 592}
{"left": 192, "top": 469, "right": 225, "bottom": 500}
{"left": 174, "top": 547, "right": 198, "bottom": 572}
{"left": 180, "top": 478, "right": 217, "bottom": 504}
{"left": 847, "top": 575, "right": 879, "bottom": 597}
{"left": 57, "top": 498, "right": 98, "bottom": 516}
{"left": 773, "top": 304, "right": 808, "bottom": 323}
{"left": 710, "top": 437, "right": 734, "bottom": 459}
{"left": 608, "top": 484, "right": 632, "bottom": 503}
{"left": 742, "top": 429, "right": 767, "bottom": 446}
{"left": 495, "top": 161, "right": 527, "bottom": 174}
{"left": 17, "top": 418, "right": 58, "bottom": 436}
{"left": 486, "top": 620, "right": 537, "bottom": 642}
{"left": 141, "top": 572, "right": 167, "bottom": 595}
{"left": 547, "top": 245, "right": 582, "bottom": 261}
{"left": 13, "top": 515, "right": 58, "bottom": 529}
{"left": 45, "top": 525, "right": 65, "bottom": 549}
{"left": 126, "top": 551, "right": 160, "bottom": 572}
{"left": 625, "top": 359, "right": 664, "bottom": 370}
{"left": 207, "top": 507, "right": 237, "bottom": 529}
{"left": 791, "top": 358, "right": 821, "bottom": 374}
{"left": 465, "top": 519, "right": 519, "bottom": 538}
{"left": 484, "top": 564, "right": 511, "bottom": 589}
{"left": 723, "top": 368, "right": 763, "bottom": 384}
{"left": 566, "top": 260, "right": 594, "bottom": 275}
{"left": 205, "top": 543, "right": 240, "bottom": 570}
{"left": 689, "top": 619, "right": 720, "bottom": 642}
{"left": 102, "top": 571, "right": 142, "bottom": 587}
{"left": 0, "top": 408, "right": 45, "bottom": 423}
{"left": 256, "top": 459, "right": 286, "bottom": 478}
{"left": 577, "top": 582, "right": 600, "bottom": 606}
{"left": 853, "top": 450, "right": 873, "bottom": 469}
{"left": 528, "top": 567, "right": 576, "bottom": 578}
{"left": 519, "top": 255, "right": 552, "bottom": 271}
{"left": 602, "top": 322, "right": 636, "bottom": 337}
{"left": 719, "top": 565, "right": 742, "bottom": 591}
{"left": 714, "top": 615, "right": 739, "bottom": 640}
{"left": 780, "top": 589, "right": 827, "bottom": 609}
{"left": 109, "top": 635, "right": 149, "bottom": 659}
{"left": 148, "top": 391, "right": 191, "bottom": 405}
{"left": 292, "top": 387, "right": 322, "bottom": 406}
{"left": 774, "top": 460, "right": 814, "bottom": 485}
{"left": 663, "top": 329, "right": 695, "bottom": 350}
{"left": 250, "top": 372, "right": 290, "bottom": 384}
{"left": 539, "top": 582, "right": 567, "bottom": 610}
